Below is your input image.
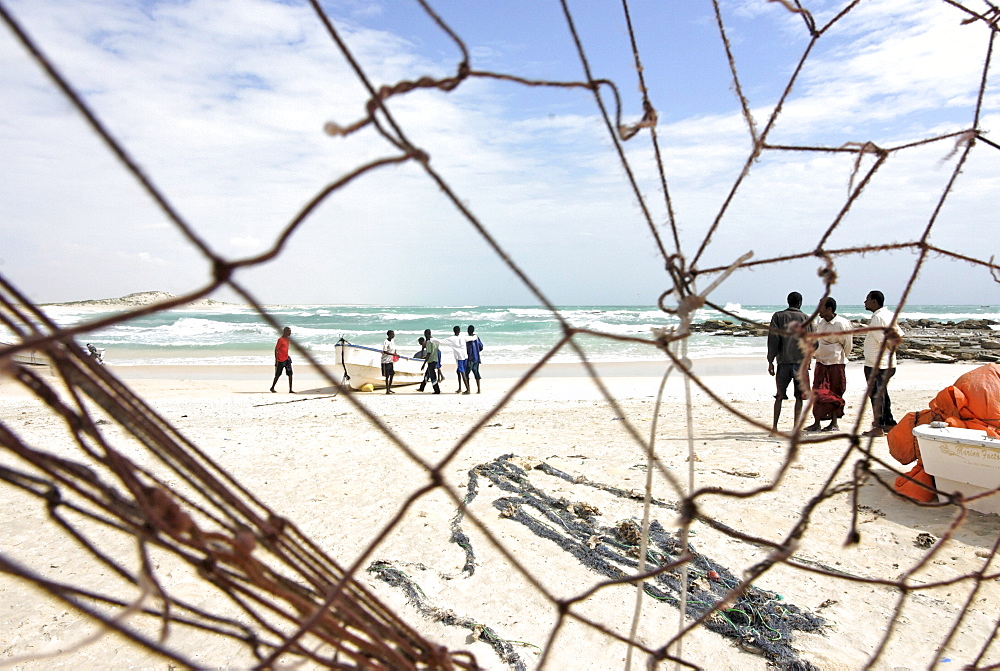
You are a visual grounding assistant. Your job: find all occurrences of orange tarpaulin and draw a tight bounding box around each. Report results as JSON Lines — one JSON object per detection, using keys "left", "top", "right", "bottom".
{"left": 886, "top": 363, "right": 1000, "bottom": 502}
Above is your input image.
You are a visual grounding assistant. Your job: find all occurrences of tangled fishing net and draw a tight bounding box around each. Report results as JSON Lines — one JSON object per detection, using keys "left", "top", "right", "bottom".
{"left": 2, "top": 0, "right": 999, "bottom": 669}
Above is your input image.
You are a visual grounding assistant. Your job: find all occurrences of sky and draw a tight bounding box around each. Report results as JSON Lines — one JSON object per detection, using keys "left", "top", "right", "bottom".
{"left": 1, "top": 0, "right": 998, "bottom": 308}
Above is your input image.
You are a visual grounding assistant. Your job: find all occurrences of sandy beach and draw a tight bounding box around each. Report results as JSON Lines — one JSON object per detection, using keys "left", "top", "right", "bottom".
{"left": 1, "top": 357, "right": 998, "bottom": 669}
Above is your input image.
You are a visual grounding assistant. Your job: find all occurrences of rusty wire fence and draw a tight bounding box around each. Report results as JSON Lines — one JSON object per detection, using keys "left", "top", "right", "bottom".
{"left": 2, "top": 0, "right": 1000, "bottom": 668}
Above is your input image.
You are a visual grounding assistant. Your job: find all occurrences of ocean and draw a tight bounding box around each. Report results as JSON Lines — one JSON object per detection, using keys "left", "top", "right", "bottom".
{"left": 31, "top": 304, "right": 1000, "bottom": 367}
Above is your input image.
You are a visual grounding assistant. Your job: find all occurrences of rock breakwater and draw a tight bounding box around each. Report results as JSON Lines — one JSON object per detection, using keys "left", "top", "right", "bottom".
{"left": 690, "top": 318, "right": 1000, "bottom": 364}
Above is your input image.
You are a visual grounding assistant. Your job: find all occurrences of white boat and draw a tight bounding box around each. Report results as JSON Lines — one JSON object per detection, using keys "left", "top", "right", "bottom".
{"left": 1, "top": 340, "right": 48, "bottom": 367}
{"left": 2, "top": 341, "right": 105, "bottom": 367}
{"left": 333, "top": 339, "right": 427, "bottom": 390}
{"left": 913, "top": 423, "right": 1000, "bottom": 515}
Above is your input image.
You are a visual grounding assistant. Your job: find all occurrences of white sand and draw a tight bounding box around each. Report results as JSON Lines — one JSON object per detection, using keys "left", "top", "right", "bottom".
{"left": 1, "top": 359, "right": 998, "bottom": 669}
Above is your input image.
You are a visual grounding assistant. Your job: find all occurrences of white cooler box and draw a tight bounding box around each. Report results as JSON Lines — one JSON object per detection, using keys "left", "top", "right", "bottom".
{"left": 912, "top": 424, "right": 1000, "bottom": 515}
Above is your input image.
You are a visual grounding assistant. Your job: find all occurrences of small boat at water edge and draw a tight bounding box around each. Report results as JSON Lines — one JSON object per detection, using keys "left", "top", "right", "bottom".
{"left": 1, "top": 341, "right": 105, "bottom": 367}
{"left": 333, "top": 339, "right": 426, "bottom": 390}
{"left": 1, "top": 341, "right": 48, "bottom": 367}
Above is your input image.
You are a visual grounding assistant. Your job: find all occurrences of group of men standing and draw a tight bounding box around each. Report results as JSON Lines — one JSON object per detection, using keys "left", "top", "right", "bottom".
{"left": 766, "top": 290, "right": 901, "bottom": 436}
{"left": 380, "top": 326, "right": 483, "bottom": 395}
{"left": 269, "top": 324, "right": 483, "bottom": 396}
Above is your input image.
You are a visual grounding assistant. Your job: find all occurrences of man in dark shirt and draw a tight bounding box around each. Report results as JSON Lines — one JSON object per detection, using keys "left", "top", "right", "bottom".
{"left": 766, "top": 292, "right": 811, "bottom": 432}
{"left": 417, "top": 332, "right": 441, "bottom": 394}
{"left": 465, "top": 325, "right": 484, "bottom": 394}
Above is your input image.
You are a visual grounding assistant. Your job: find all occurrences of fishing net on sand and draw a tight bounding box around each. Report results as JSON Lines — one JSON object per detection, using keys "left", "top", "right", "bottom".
{"left": 2, "top": 0, "right": 1000, "bottom": 669}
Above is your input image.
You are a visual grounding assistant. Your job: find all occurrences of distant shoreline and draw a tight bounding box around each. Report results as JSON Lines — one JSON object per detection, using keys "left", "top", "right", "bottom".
{"left": 37, "top": 293, "right": 376, "bottom": 310}
{"left": 39, "top": 291, "right": 233, "bottom": 309}
{"left": 30, "top": 292, "right": 1000, "bottom": 311}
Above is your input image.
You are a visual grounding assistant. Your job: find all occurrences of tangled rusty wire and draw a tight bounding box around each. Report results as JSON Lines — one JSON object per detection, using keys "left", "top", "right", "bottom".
{"left": 2, "top": 0, "right": 999, "bottom": 669}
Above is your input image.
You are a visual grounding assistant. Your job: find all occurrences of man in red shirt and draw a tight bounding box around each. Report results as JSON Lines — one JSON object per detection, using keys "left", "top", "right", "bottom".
{"left": 270, "top": 327, "right": 294, "bottom": 393}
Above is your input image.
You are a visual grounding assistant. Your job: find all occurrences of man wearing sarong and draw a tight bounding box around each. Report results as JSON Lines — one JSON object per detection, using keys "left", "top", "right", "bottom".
{"left": 804, "top": 297, "right": 852, "bottom": 432}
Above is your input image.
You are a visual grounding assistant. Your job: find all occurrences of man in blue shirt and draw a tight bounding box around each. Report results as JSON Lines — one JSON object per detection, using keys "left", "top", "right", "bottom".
{"left": 466, "top": 325, "right": 484, "bottom": 394}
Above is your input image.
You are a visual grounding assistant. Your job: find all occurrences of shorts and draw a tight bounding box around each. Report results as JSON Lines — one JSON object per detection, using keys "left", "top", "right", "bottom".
{"left": 468, "top": 361, "right": 481, "bottom": 380}
{"left": 456, "top": 359, "right": 468, "bottom": 374}
{"left": 381, "top": 362, "right": 394, "bottom": 377}
{"left": 775, "top": 362, "right": 807, "bottom": 400}
{"left": 275, "top": 359, "right": 292, "bottom": 376}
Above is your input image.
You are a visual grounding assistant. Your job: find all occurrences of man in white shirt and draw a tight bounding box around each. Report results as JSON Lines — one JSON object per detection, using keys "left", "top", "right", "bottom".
{"left": 381, "top": 330, "right": 397, "bottom": 395}
{"left": 804, "top": 297, "right": 853, "bottom": 432}
{"left": 862, "top": 290, "right": 902, "bottom": 437}
{"left": 442, "top": 325, "right": 478, "bottom": 395}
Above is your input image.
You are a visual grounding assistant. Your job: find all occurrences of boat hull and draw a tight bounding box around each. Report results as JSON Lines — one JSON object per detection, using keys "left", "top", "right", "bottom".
{"left": 2, "top": 341, "right": 49, "bottom": 367}
{"left": 914, "top": 424, "right": 1000, "bottom": 514}
{"left": 333, "top": 342, "right": 426, "bottom": 390}
{"left": 2, "top": 342, "right": 104, "bottom": 367}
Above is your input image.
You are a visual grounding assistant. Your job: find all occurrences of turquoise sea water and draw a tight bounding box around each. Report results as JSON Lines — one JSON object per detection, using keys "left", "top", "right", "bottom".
{"left": 32, "top": 303, "right": 1000, "bottom": 366}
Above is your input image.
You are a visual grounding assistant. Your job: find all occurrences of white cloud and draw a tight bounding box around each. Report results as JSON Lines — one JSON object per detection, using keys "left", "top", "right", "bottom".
{"left": 229, "top": 236, "right": 264, "bottom": 252}
{"left": 0, "top": 0, "right": 996, "bottom": 306}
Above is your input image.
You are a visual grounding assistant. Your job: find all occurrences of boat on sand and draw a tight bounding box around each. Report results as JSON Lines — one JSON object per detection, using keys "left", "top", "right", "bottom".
{"left": 1, "top": 341, "right": 105, "bottom": 367}
{"left": 333, "top": 339, "right": 426, "bottom": 390}
{"left": 2, "top": 341, "right": 48, "bottom": 367}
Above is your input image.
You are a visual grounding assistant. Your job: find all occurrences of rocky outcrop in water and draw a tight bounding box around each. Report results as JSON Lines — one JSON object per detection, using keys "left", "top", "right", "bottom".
{"left": 689, "top": 318, "right": 1000, "bottom": 364}
{"left": 894, "top": 318, "right": 1000, "bottom": 364}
